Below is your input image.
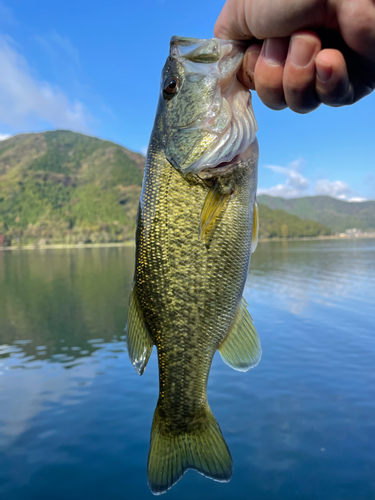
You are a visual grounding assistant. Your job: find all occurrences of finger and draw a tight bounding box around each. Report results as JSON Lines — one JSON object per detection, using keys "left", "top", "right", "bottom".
{"left": 214, "top": 0, "right": 254, "bottom": 40}
{"left": 315, "top": 49, "right": 354, "bottom": 106}
{"left": 283, "top": 31, "right": 322, "bottom": 113}
{"left": 314, "top": 29, "right": 374, "bottom": 103}
{"left": 214, "top": 0, "right": 327, "bottom": 40}
{"left": 252, "top": 37, "right": 289, "bottom": 110}
{"left": 237, "top": 44, "right": 262, "bottom": 91}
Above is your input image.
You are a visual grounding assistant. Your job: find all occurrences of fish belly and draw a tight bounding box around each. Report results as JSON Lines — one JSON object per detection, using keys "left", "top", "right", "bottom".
{"left": 131, "top": 143, "right": 256, "bottom": 493}
{"left": 136, "top": 148, "right": 253, "bottom": 407}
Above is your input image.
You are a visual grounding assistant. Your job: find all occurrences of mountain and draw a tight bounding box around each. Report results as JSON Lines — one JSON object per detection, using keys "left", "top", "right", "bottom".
{"left": 258, "top": 204, "right": 331, "bottom": 239}
{"left": 0, "top": 130, "right": 330, "bottom": 246}
{"left": 0, "top": 130, "right": 144, "bottom": 245}
{"left": 258, "top": 194, "right": 375, "bottom": 233}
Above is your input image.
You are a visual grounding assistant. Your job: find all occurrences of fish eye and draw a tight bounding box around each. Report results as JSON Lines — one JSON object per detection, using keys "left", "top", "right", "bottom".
{"left": 163, "top": 76, "right": 179, "bottom": 96}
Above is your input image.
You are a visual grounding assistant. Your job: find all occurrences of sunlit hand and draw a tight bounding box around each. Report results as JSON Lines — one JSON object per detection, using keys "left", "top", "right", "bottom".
{"left": 214, "top": 0, "right": 375, "bottom": 113}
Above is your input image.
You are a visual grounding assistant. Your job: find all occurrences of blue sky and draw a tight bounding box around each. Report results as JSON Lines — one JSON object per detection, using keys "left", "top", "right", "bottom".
{"left": 0, "top": 0, "right": 374, "bottom": 201}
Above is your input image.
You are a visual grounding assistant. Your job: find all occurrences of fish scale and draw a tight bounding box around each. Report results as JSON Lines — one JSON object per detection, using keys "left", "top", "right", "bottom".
{"left": 126, "top": 36, "right": 261, "bottom": 495}
{"left": 136, "top": 137, "right": 257, "bottom": 447}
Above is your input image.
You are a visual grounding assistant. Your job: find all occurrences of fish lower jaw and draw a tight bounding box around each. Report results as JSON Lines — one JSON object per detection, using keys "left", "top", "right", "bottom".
{"left": 198, "top": 154, "right": 240, "bottom": 179}
{"left": 197, "top": 147, "right": 252, "bottom": 180}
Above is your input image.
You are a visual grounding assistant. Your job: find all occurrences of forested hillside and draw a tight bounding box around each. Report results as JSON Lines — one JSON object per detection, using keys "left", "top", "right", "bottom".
{"left": 0, "top": 131, "right": 144, "bottom": 245}
{"left": 258, "top": 194, "right": 375, "bottom": 233}
{"left": 0, "top": 131, "right": 331, "bottom": 246}
{"left": 258, "top": 204, "right": 331, "bottom": 239}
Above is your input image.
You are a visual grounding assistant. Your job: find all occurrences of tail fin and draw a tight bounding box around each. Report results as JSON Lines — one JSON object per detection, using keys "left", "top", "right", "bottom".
{"left": 147, "top": 403, "right": 233, "bottom": 495}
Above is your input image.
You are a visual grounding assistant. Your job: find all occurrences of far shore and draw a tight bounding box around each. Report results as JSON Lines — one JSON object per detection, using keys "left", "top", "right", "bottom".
{"left": 0, "top": 241, "right": 135, "bottom": 251}
{"left": 1, "top": 234, "right": 375, "bottom": 251}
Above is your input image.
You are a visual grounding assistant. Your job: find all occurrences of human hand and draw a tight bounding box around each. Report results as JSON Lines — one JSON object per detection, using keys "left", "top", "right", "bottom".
{"left": 214, "top": 0, "right": 375, "bottom": 113}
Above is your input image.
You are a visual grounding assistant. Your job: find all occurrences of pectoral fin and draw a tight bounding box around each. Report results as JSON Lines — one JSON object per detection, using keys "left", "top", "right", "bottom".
{"left": 251, "top": 201, "right": 259, "bottom": 253}
{"left": 125, "top": 284, "right": 153, "bottom": 375}
{"left": 199, "top": 182, "right": 230, "bottom": 240}
{"left": 219, "top": 297, "right": 261, "bottom": 371}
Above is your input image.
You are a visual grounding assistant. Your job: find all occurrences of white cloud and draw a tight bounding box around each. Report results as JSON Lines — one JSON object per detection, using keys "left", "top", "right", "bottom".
{"left": 314, "top": 179, "right": 367, "bottom": 202}
{"left": 0, "top": 133, "right": 11, "bottom": 140}
{"left": 258, "top": 158, "right": 368, "bottom": 201}
{"left": 258, "top": 158, "right": 310, "bottom": 198}
{"left": 348, "top": 197, "right": 367, "bottom": 202}
{"left": 34, "top": 31, "right": 80, "bottom": 67}
{"left": 140, "top": 145, "right": 148, "bottom": 156}
{"left": 0, "top": 36, "right": 90, "bottom": 133}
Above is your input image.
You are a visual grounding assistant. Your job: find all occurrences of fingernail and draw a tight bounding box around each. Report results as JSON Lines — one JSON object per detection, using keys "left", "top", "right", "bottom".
{"left": 262, "top": 38, "right": 287, "bottom": 65}
{"left": 316, "top": 62, "right": 332, "bottom": 82}
{"left": 290, "top": 36, "right": 316, "bottom": 68}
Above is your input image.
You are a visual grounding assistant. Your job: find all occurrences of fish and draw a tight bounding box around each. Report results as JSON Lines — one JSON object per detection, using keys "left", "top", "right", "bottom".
{"left": 126, "top": 36, "right": 261, "bottom": 495}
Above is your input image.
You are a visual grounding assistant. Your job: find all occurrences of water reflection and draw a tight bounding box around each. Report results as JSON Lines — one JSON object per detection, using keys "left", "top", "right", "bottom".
{"left": 0, "top": 247, "right": 134, "bottom": 362}
{"left": 1, "top": 241, "right": 374, "bottom": 364}
{"left": 0, "top": 338, "right": 128, "bottom": 450}
{"left": 0, "top": 241, "right": 374, "bottom": 500}
{"left": 247, "top": 239, "right": 375, "bottom": 318}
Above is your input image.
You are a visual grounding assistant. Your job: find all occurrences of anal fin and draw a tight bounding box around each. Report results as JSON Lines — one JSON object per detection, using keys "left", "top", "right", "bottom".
{"left": 219, "top": 297, "right": 261, "bottom": 371}
{"left": 125, "top": 284, "right": 153, "bottom": 375}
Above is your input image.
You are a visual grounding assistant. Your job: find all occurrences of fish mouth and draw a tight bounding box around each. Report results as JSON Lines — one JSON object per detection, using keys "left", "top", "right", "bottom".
{"left": 197, "top": 144, "right": 256, "bottom": 180}
{"left": 166, "top": 37, "right": 258, "bottom": 176}
{"left": 206, "top": 152, "right": 242, "bottom": 172}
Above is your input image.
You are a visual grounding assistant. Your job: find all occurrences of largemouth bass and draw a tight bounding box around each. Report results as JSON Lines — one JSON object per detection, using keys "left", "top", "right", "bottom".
{"left": 126, "top": 36, "right": 261, "bottom": 495}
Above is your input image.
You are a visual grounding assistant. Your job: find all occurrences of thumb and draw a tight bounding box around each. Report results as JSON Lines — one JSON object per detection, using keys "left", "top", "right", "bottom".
{"left": 214, "top": 0, "right": 254, "bottom": 40}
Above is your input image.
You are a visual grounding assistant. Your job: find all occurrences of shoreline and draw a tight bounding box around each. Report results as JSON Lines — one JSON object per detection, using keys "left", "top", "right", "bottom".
{"left": 0, "top": 241, "right": 135, "bottom": 251}
{"left": 1, "top": 234, "right": 375, "bottom": 251}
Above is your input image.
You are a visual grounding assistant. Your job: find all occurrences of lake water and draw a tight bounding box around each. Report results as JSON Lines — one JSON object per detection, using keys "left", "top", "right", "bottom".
{"left": 0, "top": 239, "right": 374, "bottom": 500}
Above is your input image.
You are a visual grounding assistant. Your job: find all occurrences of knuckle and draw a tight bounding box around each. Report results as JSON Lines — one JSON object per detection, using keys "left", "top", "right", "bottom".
{"left": 352, "top": 2, "right": 375, "bottom": 33}
{"left": 257, "top": 79, "right": 283, "bottom": 94}
{"left": 284, "top": 77, "right": 312, "bottom": 95}
{"left": 285, "top": 86, "right": 320, "bottom": 113}
{"left": 316, "top": 79, "right": 355, "bottom": 106}
{"left": 284, "top": 67, "right": 315, "bottom": 95}
{"left": 256, "top": 82, "right": 286, "bottom": 109}
{"left": 259, "top": 92, "right": 287, "bottom": 110}
{"left": 340, "top": 0, "right": 375, "bottom": 49}
{"left": 288, "top": 101, "right": 320, "bottom": 114}
{"left": 255, "top": 70, "right": 284, "bottom": 95}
